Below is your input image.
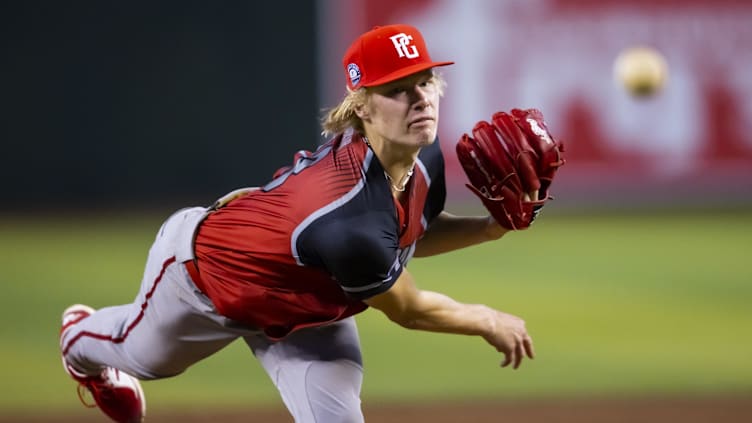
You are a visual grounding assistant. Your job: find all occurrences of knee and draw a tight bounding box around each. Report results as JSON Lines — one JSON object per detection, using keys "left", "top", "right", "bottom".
{"left": 304, "top": 360, "right": 364, "bottom": 423}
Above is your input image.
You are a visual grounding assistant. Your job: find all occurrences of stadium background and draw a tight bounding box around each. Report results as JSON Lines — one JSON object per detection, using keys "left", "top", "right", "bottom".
{"left": 1, "top": 0, "right": 750, "bottom": 421}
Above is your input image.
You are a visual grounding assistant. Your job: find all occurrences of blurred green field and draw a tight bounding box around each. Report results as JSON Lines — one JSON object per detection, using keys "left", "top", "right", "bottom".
{"left": 1, "top": 209, "right": 751, "bottom": 414}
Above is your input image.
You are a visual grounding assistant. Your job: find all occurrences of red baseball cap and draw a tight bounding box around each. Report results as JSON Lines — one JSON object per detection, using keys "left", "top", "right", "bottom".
{"left": 343, "top": 24, "right": 454, "bottom": 90}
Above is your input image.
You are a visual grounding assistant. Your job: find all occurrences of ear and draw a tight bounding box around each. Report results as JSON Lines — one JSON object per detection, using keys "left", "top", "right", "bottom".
{"left": 354, "top": 102, "right": 370, "bottom": 121}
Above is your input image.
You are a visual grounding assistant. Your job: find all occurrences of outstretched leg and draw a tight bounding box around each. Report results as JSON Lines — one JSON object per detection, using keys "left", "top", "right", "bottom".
{"left": 59, "top": 207, "right": 262, "bottom": 422}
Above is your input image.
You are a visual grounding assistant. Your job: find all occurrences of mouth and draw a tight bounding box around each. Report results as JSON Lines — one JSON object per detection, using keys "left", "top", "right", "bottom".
{"left": 408, "top": 116, "right": 435, "bottom": 127}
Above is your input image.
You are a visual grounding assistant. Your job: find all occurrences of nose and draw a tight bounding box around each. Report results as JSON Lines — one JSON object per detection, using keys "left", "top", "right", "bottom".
{"left": 410, "top": 85, "right": 430, "bottom": 109}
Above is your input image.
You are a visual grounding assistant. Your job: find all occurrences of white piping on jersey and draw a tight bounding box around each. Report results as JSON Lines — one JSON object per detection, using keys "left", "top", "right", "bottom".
{"left": 414, "top": 158, "right": 431, "bottom": 187}
{"left": 339, "top": 127, "right": 355, "bottom": 147}
{"left": 339, "top": 262, "right": 401, "bottom": 292}
{"left": 290, "top": 148, "right": 375, "bottom": 266}
{"left": 401, "top": 242, "right": 417, "bottom": 265}
{"left": 415, "top": 158, "right": 431, "bottom": 230}
{"left": 341, "top": 239, "right": 416, "bottom": 294}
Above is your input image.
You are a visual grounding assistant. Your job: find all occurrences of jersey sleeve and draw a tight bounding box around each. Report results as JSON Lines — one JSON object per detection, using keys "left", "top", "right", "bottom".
{"left": 296, "top": 211, "right": 402, "bottom": 300}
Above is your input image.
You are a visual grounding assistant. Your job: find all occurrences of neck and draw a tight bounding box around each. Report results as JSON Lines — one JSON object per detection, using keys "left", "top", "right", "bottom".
{"left": 362, "top": 135, "right": 418, "bottom": 193}
{"left": 384, "top": 166, "right": 414, "bottom": 192}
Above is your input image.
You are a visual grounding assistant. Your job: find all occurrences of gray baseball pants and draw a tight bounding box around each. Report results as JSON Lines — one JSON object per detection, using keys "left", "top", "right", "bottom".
{"left": 61, "top": 207, "right": 365, "bottom": 423}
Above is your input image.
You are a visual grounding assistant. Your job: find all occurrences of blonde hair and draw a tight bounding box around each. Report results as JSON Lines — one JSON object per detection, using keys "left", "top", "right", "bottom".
{"left": 320, "top": 72, "right": 447, "bottom": 137}
{"left": 320, "top": 87, "right": 368, "bottom": 137}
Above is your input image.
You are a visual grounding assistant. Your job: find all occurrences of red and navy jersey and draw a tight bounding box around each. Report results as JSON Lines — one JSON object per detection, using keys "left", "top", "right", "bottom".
{"left": 193, "top": 129, "right": 446, "bottom": 339}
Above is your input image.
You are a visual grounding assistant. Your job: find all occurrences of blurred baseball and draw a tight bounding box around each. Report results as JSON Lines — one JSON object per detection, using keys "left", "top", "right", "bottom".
{"left": 613, "top": 46, "right": 668, "bottom": 97}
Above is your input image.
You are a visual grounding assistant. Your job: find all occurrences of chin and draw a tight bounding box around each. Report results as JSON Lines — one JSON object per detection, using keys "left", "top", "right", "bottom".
{"left": 419, "top": 136, "right": 436, "bottom": 147}
{"left": 410, "top": 126, "right": 437, "bottom": 145}
{"left": 418, "top": 131, "right": 437, "bottom": 146}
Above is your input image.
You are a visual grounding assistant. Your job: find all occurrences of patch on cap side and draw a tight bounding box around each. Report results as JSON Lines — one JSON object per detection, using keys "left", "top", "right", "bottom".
{"left": 347, "top": 63, "right": 362, "bottom": 87}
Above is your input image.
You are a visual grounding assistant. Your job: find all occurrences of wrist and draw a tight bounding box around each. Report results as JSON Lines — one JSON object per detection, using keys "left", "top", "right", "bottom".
{"left": 478, "top": 305, "right": 498, "bottom": 339}
{"left": 484, "top": 216, "right": 508, "bottom": 240}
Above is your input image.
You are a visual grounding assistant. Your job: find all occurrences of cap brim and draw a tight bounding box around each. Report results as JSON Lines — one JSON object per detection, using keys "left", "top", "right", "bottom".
{"left": 363, "top": 61, "right": 454, "bottom": 87}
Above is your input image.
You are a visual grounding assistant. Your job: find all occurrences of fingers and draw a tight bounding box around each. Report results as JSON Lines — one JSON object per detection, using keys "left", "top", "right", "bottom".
{"left": 500, "top": 334, "right": 535, "bottom": 369}
{"left": 492, "top": 312, "right": 534, "bottom": 370}
{"left": 513, "top": 339, "right": 524, "bottom": 369}
{"left": 523, "top": 335, "right": 535, "bottom": 359}
{"left": 523, "top": 190, "right": 539, "bottom": 202}
{"left": 500, "top": 350, "right": 514, "bottom": 368}
{"left": 212, "top": 187, "right": 259, "bottom": 209}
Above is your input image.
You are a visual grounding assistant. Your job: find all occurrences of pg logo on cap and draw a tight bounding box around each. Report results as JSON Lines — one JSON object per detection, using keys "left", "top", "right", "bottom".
{"left": 342, "top": 24, "right": 453, "bottom": 89}
{"left": 389, "top": 33, "right": 420, "bottom": 59}
{"left": 347, "top": 63, "right": 361, "bottom": 87}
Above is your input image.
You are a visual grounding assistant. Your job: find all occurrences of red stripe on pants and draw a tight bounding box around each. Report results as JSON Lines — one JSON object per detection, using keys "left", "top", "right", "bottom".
{"left": 62, "top": 256, "right": 176, "bottom": 356}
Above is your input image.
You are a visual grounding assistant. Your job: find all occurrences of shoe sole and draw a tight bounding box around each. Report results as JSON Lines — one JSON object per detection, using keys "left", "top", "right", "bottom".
{"left": 62, "top": 304, "right": 96, "bottom": 320}
{"left": 61, "top": 304, "right": 96, "bottom": 379}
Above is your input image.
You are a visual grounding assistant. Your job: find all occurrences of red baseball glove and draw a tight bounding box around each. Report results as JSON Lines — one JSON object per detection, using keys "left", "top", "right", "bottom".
{"left": 456, "top": 108, "right": 565, "bottom": 230}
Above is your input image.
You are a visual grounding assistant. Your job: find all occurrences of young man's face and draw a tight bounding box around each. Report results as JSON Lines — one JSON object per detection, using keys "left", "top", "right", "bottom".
{"left": 361, "top": 70, "right": 441, "bottom": 149}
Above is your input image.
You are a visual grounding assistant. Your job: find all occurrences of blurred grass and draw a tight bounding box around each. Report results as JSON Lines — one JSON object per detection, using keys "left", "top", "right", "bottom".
{"left": 1, "top": 209, "right": 751, "bottom": 413}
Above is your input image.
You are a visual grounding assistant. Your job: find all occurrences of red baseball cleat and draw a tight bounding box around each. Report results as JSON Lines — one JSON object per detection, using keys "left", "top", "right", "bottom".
{"left": 60, "top": 304, "right": 146, "bottom": 423}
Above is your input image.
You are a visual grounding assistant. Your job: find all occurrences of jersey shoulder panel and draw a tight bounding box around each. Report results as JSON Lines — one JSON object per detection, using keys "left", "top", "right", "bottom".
{"left": 298, "top": 211, "right": 402, "bottom": 300}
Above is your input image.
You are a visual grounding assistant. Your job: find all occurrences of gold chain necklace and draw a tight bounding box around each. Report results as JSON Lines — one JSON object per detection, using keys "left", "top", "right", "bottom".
{"left": 384, "top": 167, "right": 414, "bottom": 192}
{"left": 363, "top": 136, "right": 415, "bottom": 192}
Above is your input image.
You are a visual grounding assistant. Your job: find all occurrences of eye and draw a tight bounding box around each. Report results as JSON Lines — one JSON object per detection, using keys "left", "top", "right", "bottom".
{"left": 389, "top": 87, "right": 406, "bottom": 96}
